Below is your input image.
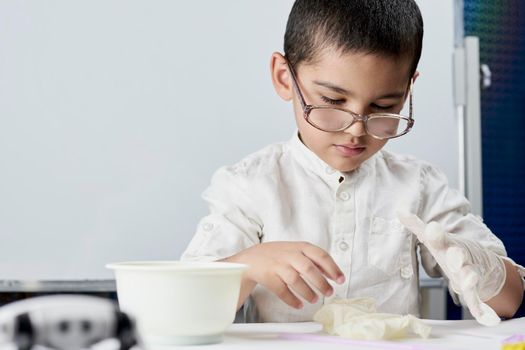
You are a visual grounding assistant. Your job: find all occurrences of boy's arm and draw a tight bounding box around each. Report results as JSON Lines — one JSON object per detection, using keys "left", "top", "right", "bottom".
{"left": 182, "top": 167, "right": 345, "bottom": 310}
{"left": 181, "top": 166, "right": 263, "bottom": 262}
{"left": 413, "top": 164, "right": 524, "bottom": 321}
{"left": 398, "top": 211, "right": 525, "bottom": 325}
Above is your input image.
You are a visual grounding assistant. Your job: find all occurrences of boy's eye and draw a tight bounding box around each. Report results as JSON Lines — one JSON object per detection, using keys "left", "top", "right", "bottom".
{"left": 321, "top": 96, "right": 345, "bottom": 105}
{"left": 371, "top": 103, "right": 395, "bottom": 111}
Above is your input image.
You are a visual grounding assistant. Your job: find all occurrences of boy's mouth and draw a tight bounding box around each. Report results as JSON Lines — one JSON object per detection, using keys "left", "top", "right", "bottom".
{"left": 334, "top": 143, "right": 366, "bottom": 156}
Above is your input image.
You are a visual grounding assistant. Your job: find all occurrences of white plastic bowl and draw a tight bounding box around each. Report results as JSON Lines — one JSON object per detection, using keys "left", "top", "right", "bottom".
{"left": 106, "top": 261, "right": 247, "bottom": 346}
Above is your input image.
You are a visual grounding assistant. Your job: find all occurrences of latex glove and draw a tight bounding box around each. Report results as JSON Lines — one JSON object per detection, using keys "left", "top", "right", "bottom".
{"left": 314, "top": 298, "right": 432, "bottom": 340}
{"left": 397, "top": 210, "right": 506, "bottom": 326}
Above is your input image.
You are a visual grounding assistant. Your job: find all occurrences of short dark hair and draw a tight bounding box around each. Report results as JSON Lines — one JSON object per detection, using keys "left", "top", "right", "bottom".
{"left": 284, "top": 0, "right": 424, "bottom": 77}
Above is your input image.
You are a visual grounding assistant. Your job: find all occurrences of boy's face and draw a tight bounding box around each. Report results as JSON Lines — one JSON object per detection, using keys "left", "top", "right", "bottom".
{"left": 271, "top": 49, "right": 414, "bottom": 172}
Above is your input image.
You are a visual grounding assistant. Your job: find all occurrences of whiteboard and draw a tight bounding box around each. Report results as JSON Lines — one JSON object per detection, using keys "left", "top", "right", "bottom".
{"left": 0, "top": 0, "right": 456, "bottom": 280}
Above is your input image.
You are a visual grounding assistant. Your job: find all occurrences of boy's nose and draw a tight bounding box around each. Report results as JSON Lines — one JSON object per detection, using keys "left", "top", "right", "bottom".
{"left": 343, "top": 120, "right": 367, "bottom": 137}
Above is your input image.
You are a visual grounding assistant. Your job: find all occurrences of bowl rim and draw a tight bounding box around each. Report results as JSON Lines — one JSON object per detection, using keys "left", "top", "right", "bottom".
{"left": 105, "top": 260, "right": 248, "bottom": 272}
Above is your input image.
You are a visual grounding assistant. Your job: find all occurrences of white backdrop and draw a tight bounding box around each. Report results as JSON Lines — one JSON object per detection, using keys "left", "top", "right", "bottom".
{"left": 0, "top": 1, "right": 456, "bottom": 280}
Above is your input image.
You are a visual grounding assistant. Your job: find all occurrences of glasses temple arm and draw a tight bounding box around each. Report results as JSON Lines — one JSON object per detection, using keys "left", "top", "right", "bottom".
{"left": 285, "top": 61, "right": 308, "bottom": 111}
{"left": 408, "top": 78, "right": 414, "bottom": 122}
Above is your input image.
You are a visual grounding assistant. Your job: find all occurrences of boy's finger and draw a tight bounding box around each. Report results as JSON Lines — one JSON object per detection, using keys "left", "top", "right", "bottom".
{"left": 278, "top": 265, "right": 319, "bottom": 303}
{"left": 301, "top": 244, "right": 345, "bottom": 283}
{"left": 424, "top": 221, "right": 448, "bottom": 249}
{"left": 268, "top": 277, "right": 304, "bottom": 309}
{"left": 461, "top": 285, "right": 500, "bottom": 326}
{"left": 458, "top": 264, "right": 480, "bottom": 291}
{"left": 455, "top": 264, "right": 500, "bottom": 327}
{"left": 290, "top": 258, "right": 333, "bottom": 297}
{"left": 445, "top": 246, "right": 467, "bottom": 273}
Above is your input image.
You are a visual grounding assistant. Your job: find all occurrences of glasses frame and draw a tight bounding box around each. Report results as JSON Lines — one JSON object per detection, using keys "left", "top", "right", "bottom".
{"left": 286, "top": 59, "right": 415, "bottom": 140}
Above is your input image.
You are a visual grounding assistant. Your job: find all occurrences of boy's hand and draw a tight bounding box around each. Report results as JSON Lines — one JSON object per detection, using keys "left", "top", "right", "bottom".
{"left": 397, "top": 210, "right": 505, "bottom": 326}
{"left": 233, "top": 241, "right": 345, "bottom": 309}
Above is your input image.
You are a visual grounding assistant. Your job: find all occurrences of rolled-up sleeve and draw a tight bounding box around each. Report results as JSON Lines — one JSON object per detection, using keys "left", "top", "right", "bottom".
{"left": 417, "top": 164, "right": 508, "bottom": 277}
{"left": 181, "top": 165, "right": 263, "bottom": 262}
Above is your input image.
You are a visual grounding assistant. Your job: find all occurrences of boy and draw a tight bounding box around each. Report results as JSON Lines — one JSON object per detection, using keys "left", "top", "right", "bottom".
{"left": 182, "top": 0, "right": 524, "bottom": 323}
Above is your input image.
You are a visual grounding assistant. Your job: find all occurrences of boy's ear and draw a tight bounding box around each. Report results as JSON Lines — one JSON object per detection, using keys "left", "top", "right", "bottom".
{"left": 270, "top": 52, "right": 293, "bottom": 101}
{"left": 404, "top": 71, "right": 420, "bottom": 101}
{"left": 412, "top": 70, "right": 420, "bottom": 83}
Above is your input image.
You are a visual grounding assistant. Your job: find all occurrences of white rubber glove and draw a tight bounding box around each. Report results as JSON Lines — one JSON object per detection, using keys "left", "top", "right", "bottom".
{"left": 397, "top": 210, "right": 506, "bottom": 326}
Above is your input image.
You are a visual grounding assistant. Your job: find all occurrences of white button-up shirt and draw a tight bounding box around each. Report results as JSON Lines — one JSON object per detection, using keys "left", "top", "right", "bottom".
{"left": 181, "top": 133, "right": 523, "bottom": 322}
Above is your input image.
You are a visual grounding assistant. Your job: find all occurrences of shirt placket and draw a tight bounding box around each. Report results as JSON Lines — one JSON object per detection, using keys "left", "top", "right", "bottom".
{"left": 332, "top": 175, "right": 355, "bottom": 298}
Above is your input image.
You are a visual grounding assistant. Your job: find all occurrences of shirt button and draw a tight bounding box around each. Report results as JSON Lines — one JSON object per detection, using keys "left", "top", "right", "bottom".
{"left": 338, "top": 241, "right": 349, "bottom": 251}
{"left": 401, "top": 265, "right": 413, "bottom": 279}
{"left": 202, "top": 222, "right": 214, "bottom": 231}
{"left": 338, "top": 191, "right": 350, "bottom": 201}
{"left": 325, "top": 167, "right": 335, "bottom": 175}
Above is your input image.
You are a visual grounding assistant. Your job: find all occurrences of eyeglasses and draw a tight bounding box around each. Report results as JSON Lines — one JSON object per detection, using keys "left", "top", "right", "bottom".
{"left": 287, "top": 60, "right": 415, "bottom": 140}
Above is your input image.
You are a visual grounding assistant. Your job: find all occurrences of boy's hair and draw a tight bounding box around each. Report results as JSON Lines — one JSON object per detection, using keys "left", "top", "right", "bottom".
{"left": 284, "top": 0, "right": 424, "bottom": 77}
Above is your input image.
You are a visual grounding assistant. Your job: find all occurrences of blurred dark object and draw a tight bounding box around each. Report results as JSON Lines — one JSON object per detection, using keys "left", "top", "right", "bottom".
{"left": 0, "top": 294, "right": 141, "bottom": 350}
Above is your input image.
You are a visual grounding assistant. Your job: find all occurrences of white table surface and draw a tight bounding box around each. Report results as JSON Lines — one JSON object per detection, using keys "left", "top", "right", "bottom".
{"left": 146, "top": 318, "right": 525, "bottom": 350}
{"left": 2, "top": 318, "right": 522, "bottom": 350}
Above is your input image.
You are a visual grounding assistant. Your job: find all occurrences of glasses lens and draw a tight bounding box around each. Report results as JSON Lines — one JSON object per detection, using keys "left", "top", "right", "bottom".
{"left": 367, "top": 115, "right": 409, "bottom": 138}
{"left": 308, "top": 108, "right": 351, "bottom": 131}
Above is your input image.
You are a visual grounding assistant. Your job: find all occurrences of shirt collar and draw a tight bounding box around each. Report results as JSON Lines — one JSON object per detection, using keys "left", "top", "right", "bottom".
{"left": 289, "top": 131, "right": 375, "bottom": 185}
